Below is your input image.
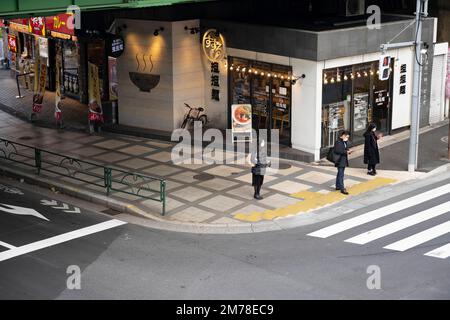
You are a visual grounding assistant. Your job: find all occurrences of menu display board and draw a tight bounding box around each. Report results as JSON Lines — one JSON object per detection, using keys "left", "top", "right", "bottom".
{"left": 231, "top": 104, "right": 252, "bottom": 142}
{"left": 353, "top": 92, "right": 369, "bottom": 131}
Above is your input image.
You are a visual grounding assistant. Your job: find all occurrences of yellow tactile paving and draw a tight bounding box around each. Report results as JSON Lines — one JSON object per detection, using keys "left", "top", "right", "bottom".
{"left": 233, "top": 177, "right": 397, "bottom": 222}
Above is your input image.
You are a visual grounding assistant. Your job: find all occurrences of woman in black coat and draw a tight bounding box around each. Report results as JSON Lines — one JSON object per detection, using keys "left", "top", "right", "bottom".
{"left": 364, "top": 123, "right": 380, "bottom": 176}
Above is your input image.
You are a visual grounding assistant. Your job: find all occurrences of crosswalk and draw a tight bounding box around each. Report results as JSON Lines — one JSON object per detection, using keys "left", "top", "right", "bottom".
{"left": 308, "top": 183, "right": 450, "bottom": 260}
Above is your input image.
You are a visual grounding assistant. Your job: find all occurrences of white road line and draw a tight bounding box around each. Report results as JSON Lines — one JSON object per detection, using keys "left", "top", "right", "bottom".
{"left": 0, "top": 219, "right": 127, "bottom": 262}
{"left": 0, "top": 241, "right": 16, "bottom": 250}
{"left": 307, "top": 184, "right": 450, "bottom": 238}
{"left": 424, "top": 243, "right": 450, "bottom": 259}
{"left": 383, "top": 221, "right": 450, "bottom": 252}
{"left": 345, "top": 201, "right": 450, "bottom": 245}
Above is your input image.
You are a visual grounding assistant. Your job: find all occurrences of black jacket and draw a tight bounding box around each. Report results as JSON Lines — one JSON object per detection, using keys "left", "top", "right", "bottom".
{"left": 363, "top": 131, "right": 380, "bottom": 165}
{"left": 334, "top": 139, "right": 349, "bottom": 168}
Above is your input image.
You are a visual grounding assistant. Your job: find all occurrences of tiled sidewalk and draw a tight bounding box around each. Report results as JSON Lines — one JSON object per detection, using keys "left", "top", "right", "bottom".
{"left": 0, "top": 110, "right": 424, "bottom": 225}
{"left": 0, "top": 69, "right": 87, "bottom": 131}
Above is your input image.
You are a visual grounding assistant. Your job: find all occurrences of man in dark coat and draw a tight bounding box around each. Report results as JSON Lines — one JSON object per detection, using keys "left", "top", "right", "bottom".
{"left": 363, "top": 123, "right": 380, "bottom": 176}
{"left": 334, "top": 131, "right": 352, "bottom": 195}
{"left": 249, "top": 139, "right": 271, "bottom": 200}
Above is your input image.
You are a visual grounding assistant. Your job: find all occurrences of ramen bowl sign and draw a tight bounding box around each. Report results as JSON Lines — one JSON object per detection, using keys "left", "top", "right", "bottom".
{"left": 202, "top": 29, "right": 226, "bottom": 62}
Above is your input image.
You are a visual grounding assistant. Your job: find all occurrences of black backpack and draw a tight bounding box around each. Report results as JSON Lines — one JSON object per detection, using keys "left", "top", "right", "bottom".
{"left": 326, "top": 147, "right": 340, "bottom": 164}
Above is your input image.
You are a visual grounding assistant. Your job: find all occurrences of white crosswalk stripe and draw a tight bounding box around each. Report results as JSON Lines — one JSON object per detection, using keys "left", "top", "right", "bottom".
{"left": 345, "top": 201, "right": 450, "bottom": 245}
{"left": 307, "top": 184, "right": 450, "bottom": 260}
{"left": 307, "top": 184, "right": 450, "bottom": 238}
{"left": 424, "top": 243, "right": 450, "bottom": 259}
{"left": 383, "top": 221, "right": 450, "bottom": 252}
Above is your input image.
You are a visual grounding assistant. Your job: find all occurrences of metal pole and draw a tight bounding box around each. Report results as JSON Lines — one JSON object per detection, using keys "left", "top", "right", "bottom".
{"left": 408, "top": 0, "right": 425, "bottom": 172}
{"left": 448, "top": 101, "right": 450, "bottom": 160}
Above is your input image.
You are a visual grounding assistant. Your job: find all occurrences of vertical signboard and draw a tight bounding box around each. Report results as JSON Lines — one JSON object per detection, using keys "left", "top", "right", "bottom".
{"left": 88, "top": 62, "right": 104, "bottom": 123}
{"left": 231, "top": 104, "right": 252, "bottom": 142}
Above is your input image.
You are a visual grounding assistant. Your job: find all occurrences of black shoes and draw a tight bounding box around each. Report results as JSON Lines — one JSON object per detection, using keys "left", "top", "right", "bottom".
{"left": 367, "top": 171, "right": 376, "bottom": 176}
{"left": 254, "top": 194, "right": 263, "bottom": 200}
{"left": 340, "top": 189, "right": 349, "bottom": 195}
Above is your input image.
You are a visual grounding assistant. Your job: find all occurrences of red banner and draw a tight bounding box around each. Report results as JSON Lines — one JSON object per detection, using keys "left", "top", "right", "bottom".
{"left": 7, "top": 35, "right": 17, "bottom": 53}
{"left": 46, "top": 13, "right": 75, "bottom": 36}
{"left": 28, "top": 17, "right": 46, "bottom": 36}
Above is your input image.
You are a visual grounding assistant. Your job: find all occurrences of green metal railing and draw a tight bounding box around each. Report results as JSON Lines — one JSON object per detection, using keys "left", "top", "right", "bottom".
{"left": 0, "top": 137, "right": 166, "bottom": 215}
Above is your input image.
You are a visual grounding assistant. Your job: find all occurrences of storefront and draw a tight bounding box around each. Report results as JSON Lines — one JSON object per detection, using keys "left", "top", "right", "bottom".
{"left": 228, "top": 57, "right": 293, "bottom": 146}
{"left": 321, "top": 60, "right": 393, "bottom": 151}
{"left": 46, "top": 13, "right": 81, "bottom": 100}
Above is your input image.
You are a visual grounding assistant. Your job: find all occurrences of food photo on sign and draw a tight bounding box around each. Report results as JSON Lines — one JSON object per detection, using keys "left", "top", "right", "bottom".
{"left": 232, "top": 104, "right": 252, "bottom": 132}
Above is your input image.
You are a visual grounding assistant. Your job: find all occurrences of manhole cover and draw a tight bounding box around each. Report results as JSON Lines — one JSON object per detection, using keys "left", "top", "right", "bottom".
{"left": 278, "top": 162, "right": 292, "bottom": 170}
{"left": 18, "top": 136, "right": 33, "bottom": 140}
{"left": 193, "top": 173, "right": 215, "bottom": 181}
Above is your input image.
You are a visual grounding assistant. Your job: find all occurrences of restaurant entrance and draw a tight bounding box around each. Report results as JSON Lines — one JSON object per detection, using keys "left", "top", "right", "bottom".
{"left": 321, "top": 60, "right": 393, "bottom": 151}
{"left": 228, "top": 57, "right": 292, "bottom": 146}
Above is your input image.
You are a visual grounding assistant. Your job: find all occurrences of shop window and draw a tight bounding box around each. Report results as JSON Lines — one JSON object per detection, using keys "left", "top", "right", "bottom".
{"left": 322, "top": 67, "right": 352, "bottom": 149}
{"left": 321, "top": 61, "right": 392, "bottom": 150}
{"left": 229, "top": 57, "right": 292, "bottom": 146}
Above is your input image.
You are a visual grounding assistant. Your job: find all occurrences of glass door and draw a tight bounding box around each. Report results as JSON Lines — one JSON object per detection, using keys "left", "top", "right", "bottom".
{"left": 371, "top": 61, "right": 391, "bottom": 134}
{"left": 352, "top": 65, "right": 371, "bottom": 145}
{"left": 271, "top": 66, "right": 292, "bottom": 146}
{"left": 251, "top": 62, "right": 271, "bottom": 130}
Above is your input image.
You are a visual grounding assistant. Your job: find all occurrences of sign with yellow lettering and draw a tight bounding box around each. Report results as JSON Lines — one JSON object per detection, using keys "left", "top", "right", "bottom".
{"left": 202, "top": 29, "right": 226, "bottom": 62}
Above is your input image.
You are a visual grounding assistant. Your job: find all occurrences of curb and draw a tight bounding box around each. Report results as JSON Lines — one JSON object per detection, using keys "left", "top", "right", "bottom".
{"left": 0, "top": 164, "right": 281, "bottom": 234}
{"left": 1, "top": 161, "right": 448, "bottom": 235}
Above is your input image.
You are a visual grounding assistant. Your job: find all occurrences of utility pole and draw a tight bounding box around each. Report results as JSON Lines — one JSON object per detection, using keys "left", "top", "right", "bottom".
{"left": 408, "top": 0, "right": 428, "bottom": 172}
{"left": 380, "top": 0, "right": 428, "bottom": 172}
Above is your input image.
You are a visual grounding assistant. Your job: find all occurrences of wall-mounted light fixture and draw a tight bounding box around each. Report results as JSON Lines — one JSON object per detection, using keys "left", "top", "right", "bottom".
{"left": 291, "top": 74, "right": 306, "bottom": 85}
{"left": 153, "top": 27, "right": 164, "bottom": 36}
{"left": 184, "top": 26, "right": 200, "bottom": 34}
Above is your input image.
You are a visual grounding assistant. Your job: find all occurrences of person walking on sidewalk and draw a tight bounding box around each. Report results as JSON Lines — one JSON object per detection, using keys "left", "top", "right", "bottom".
{"left": 334, "top": 130, "right": 353, "bottom": 195}
{"left": 249, "top": 139, "right": 271, "bottom": 200}
{"left": 363, "top": 123, "right": 380, "bottom": 176}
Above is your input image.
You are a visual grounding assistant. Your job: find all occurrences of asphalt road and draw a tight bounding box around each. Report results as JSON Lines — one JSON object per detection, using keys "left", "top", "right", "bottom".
{"left": 0, "top": 173, "right": 449, "bottom": 300}
{"left": 350, "top": 124, "right": 450, "bottom": 172}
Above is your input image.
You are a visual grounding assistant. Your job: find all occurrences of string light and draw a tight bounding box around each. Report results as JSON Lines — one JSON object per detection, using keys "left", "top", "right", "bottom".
{"left": 370, "top": 70, "right": 374, "bottom": 76}
{"left": 330, "top": 77, "right": 335, "bottom": 83}
{"left": 350, "top": 73, "right": 355, "bottom": 79}
{"left": 364, "top": 71, "right": 368, "bottom": 77}
{"left": 337, "top": 76, "right": 341, "bottom": 82}
{"left": 228, "top": 64, "right": 293, "bottom": 79}
{"left": 344, "top": 74, "right": 348, "bottom": 81}
{"left": 357, "top": 72, "right": 361, "bottom": 78}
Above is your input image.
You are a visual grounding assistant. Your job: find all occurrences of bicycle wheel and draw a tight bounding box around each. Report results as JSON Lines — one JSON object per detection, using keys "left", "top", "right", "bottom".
{"left": 181, "top": 117, "right": 188, "bottom": 129}
{"left": 198, "top": 115, "right": 208, "bottom": 127}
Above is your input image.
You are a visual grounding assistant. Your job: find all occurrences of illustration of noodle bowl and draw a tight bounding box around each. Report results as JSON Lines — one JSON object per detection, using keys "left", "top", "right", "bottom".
{"left": 129, "top": 53, "right": 160, "bottom": 92}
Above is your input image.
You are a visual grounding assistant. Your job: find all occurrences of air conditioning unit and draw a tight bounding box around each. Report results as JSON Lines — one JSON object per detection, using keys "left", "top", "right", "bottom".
{"left": 345, "top": 0, "right": 365, "bottom": 16}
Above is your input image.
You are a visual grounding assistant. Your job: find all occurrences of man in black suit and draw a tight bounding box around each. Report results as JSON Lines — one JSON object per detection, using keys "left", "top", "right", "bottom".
{"left": 334, "top": 130, "right": 353, "bottom": 195}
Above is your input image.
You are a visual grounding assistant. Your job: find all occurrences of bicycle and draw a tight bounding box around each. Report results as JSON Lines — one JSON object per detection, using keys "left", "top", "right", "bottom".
{"left": 180, "top": 103, "right": 208, "bottom": 129}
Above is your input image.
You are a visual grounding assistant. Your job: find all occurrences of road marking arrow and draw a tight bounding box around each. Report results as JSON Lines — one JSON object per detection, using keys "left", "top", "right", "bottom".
{"left": 41, "top": 200, "right": 59, "bottom": 206}
{"left": 53, "top": 203, "right": 70, "bottom": 210}
{"left": 0, "top": 203, "right": 49, "bottom": 221}
{"left": 64, "top": 207, "right": 81, "bottom": 214}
